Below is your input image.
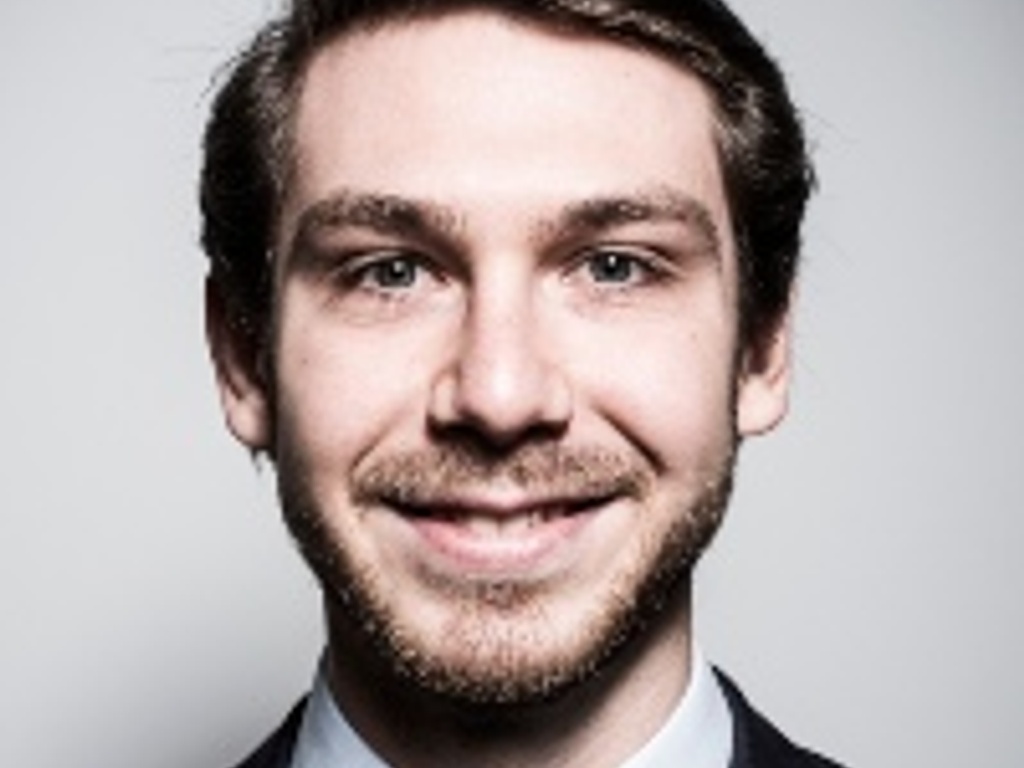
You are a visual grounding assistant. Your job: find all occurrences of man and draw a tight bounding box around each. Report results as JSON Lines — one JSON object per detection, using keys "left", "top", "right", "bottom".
{"left": 202, "top": 0, "right": 840, "bottom": 765}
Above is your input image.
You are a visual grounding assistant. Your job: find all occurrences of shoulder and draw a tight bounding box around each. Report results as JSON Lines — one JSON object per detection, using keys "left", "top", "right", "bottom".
{"left": 230, "top": 699, "right": 307, "bottom": 768}
{"left": 715, "top": 671, "right": 848, "bottom": 768}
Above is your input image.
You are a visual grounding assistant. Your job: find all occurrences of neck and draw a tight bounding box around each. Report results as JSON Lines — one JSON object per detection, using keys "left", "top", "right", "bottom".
{"left": 323, "top": 587, "right": 694, "bottom": 768}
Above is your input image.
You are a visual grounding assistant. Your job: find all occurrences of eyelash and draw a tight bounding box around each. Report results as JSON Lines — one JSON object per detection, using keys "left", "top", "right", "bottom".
{"left": 323, "top": 244, "right": 673, "bottom": 304}
{"left": 570, "top": 247, "right": 672, "bottom": 291}
{"left": 332, "top": 251, "right": 438, "bottom": 295}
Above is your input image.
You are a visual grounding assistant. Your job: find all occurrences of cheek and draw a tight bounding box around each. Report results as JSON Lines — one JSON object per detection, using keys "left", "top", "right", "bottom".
{"left": 273, "top": 313, "right": 431, "bottom": 469}
{"left": 578, "top": 318, "right": 738, "bottom": 469}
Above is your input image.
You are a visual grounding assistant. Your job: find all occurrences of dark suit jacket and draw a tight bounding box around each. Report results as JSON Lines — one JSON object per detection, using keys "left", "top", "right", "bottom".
{"left": 232, "top": 671, "right": 845, "bottom": 768}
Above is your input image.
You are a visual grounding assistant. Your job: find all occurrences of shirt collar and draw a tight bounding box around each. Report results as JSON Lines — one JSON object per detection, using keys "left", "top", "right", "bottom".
{"left": 290, "top": 657, "right": 389, "bottom": 768}
{"left": 619, "top": 645, "right": 733, "bottom": 768}
{"left": 291, "top": 646, "right": 732, "bottom": 768}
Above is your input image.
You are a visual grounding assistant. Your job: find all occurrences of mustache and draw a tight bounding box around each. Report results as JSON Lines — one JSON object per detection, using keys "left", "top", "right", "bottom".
{"left": 351, "top": 443, "right": 653, "bottom": 508}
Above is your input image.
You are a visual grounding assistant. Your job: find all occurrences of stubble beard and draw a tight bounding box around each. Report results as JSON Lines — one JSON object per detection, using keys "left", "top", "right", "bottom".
{"left": 277, "top": 438, "right": 736, "bottom": 710}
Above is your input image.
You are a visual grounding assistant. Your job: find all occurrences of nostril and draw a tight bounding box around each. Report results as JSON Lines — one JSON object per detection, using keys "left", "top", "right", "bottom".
{"left": 425, "top": 291, "right": 574, "bottom": 446}
{"left": 427, "top": 415, "right": 569, "bottom": 457}
{"left": 426, "top": 354, "right": 573, "bottom": 450}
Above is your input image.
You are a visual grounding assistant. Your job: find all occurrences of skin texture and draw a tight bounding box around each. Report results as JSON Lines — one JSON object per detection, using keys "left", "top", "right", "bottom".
{"left": 209, "top": 12, "right": 791, "bottom": 767}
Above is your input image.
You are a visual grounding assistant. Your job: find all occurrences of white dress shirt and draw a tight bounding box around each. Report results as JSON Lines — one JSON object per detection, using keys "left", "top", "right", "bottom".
{"left": 291, "top": 646, "right": 732, "bottom": 768}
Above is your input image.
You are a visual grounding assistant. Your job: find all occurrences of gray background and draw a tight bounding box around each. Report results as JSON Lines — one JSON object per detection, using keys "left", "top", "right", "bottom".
{"left": 2, "top": 1, "right": 1021, "bottom": 766}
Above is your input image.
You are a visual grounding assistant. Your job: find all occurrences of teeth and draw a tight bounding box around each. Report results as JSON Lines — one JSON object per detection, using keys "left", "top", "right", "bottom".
{"left": 452, "top": 509, "right": 558, "bottom": 536}
{"left": 404, "top": 499, "right": 593, "bottom": 530}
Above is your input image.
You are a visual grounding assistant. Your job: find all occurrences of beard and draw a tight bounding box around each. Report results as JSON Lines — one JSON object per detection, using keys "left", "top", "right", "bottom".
{"left": 277, "top": 437, "right": 735, "bottom": 709}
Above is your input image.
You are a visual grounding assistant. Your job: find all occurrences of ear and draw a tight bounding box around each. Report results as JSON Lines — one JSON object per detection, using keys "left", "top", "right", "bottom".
{"left": 205, "top": 276, "right": 273, "bottom": 452}
{"left": 736, "top": 305, "right": 793, "bottom": 437}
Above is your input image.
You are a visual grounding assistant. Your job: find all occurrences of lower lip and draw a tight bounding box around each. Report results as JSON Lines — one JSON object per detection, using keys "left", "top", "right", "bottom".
{"left": 406, "top": 508, "right": 597, "bottom": 575}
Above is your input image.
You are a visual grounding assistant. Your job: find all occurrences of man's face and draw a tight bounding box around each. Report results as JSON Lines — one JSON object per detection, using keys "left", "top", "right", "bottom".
{"left": 216, "top": 12, "right": 789, "bottom": 704}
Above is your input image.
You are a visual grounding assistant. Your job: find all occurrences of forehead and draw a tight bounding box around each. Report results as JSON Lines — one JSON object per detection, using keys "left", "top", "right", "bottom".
{"left": 286, "top": 11, "right": 730, "bottom": 250}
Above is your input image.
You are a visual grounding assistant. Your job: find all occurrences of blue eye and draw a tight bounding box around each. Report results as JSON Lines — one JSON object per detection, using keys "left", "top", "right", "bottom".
{"left": 319, "top": 249, "right": 451, "bottom": 322}
{"left": 585, "top": 251, "right": 645, "bottom": 284}
{"left": 360, "top": 255, "right": 421, "bottom": 289}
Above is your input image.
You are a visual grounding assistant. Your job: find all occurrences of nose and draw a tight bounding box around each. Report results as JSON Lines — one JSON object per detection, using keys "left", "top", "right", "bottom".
{"left": 428, "top": 278, "right": 572, "bottom": 449}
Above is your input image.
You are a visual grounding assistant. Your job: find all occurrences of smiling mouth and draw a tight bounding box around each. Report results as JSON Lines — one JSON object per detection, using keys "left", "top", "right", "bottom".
{"left": 395, "top": 494, "right": 609, "bottom": 525}
{"left": 387, "top": 493, "right": 616, "bottom": 572}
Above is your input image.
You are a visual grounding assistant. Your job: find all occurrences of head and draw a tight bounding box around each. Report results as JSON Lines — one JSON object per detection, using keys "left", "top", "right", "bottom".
{"left": 203, "top": 0, "right": 812, "bottom": 708}
{"left": 203, "top": 0, "right": 812, "bottom": 366}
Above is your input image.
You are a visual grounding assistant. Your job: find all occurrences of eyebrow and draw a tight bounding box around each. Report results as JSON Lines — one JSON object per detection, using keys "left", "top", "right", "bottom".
{"left": 287, "top": 185, "right": 721, "bottom": 265}
{"left": 554, "top": 188, "right": 720, "bottom": 257}
{"left": 289, "top": 191, "right": 461, "bottom": 260}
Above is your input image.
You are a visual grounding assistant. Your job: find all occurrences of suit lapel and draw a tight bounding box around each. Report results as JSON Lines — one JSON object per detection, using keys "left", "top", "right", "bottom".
{"left": 716, "top": 670, "right": 844, "bottom": 768}
{"left": 232, "top": 699, "right": 306, "bottom": 768}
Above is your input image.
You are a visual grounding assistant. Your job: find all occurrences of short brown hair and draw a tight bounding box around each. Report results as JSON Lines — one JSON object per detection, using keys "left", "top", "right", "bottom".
{"left": 201, "top": 0, "right": 814, "bottom": 358}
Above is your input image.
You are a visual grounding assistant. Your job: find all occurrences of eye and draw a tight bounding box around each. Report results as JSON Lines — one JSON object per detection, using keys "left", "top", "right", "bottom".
{"left": 327, "top": 250, "right": 450, "bottom": 317}
{"left": 584, "top": 250, "right": 645, "bottom": 284}
{"left": 302, "top": 245, "right": 454, "bottom": 323}
{"left": 352, "top": 253, "right": 423, "bottom": 291}
{"left": 575, "top": 248, "right": 667, "bottom": 290}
